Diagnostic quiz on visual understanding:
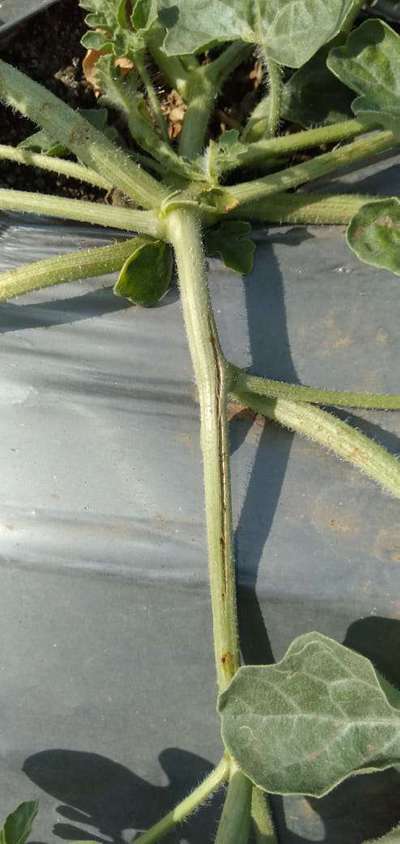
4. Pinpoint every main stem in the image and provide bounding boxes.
[167,208,240,691]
